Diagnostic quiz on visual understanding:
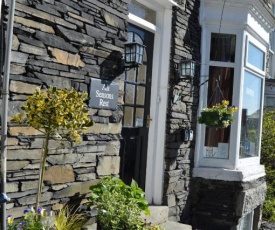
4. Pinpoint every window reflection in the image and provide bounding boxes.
[240,71,262,158]
[247,42,265,71]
